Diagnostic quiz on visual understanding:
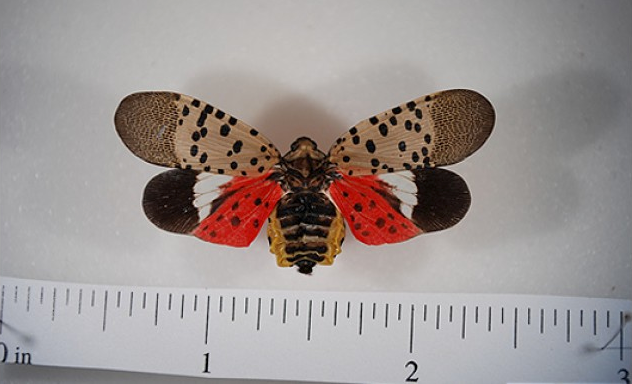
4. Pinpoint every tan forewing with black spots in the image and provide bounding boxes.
[115,92,281,176]
[328,89,495,176]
